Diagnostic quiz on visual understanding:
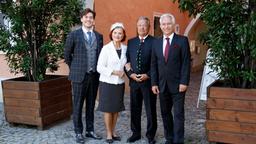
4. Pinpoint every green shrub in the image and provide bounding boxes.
[0,0,81,81]
[173,0,256,88]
